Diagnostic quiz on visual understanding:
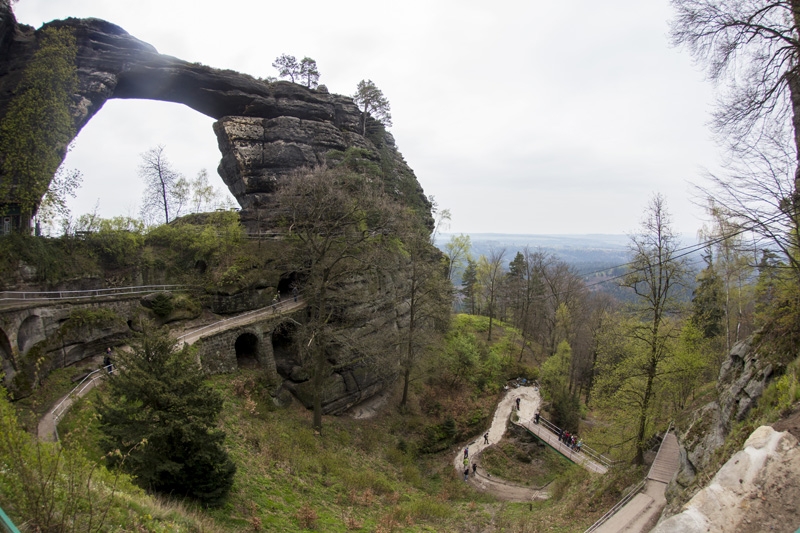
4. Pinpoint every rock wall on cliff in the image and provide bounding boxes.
[0,2,433,412]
